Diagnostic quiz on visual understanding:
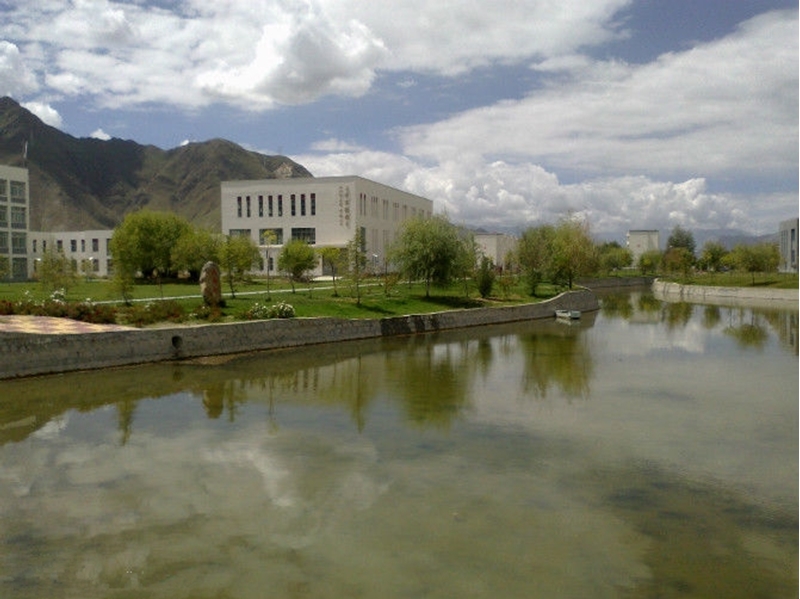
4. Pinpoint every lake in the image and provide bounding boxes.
[0,290,797,598]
